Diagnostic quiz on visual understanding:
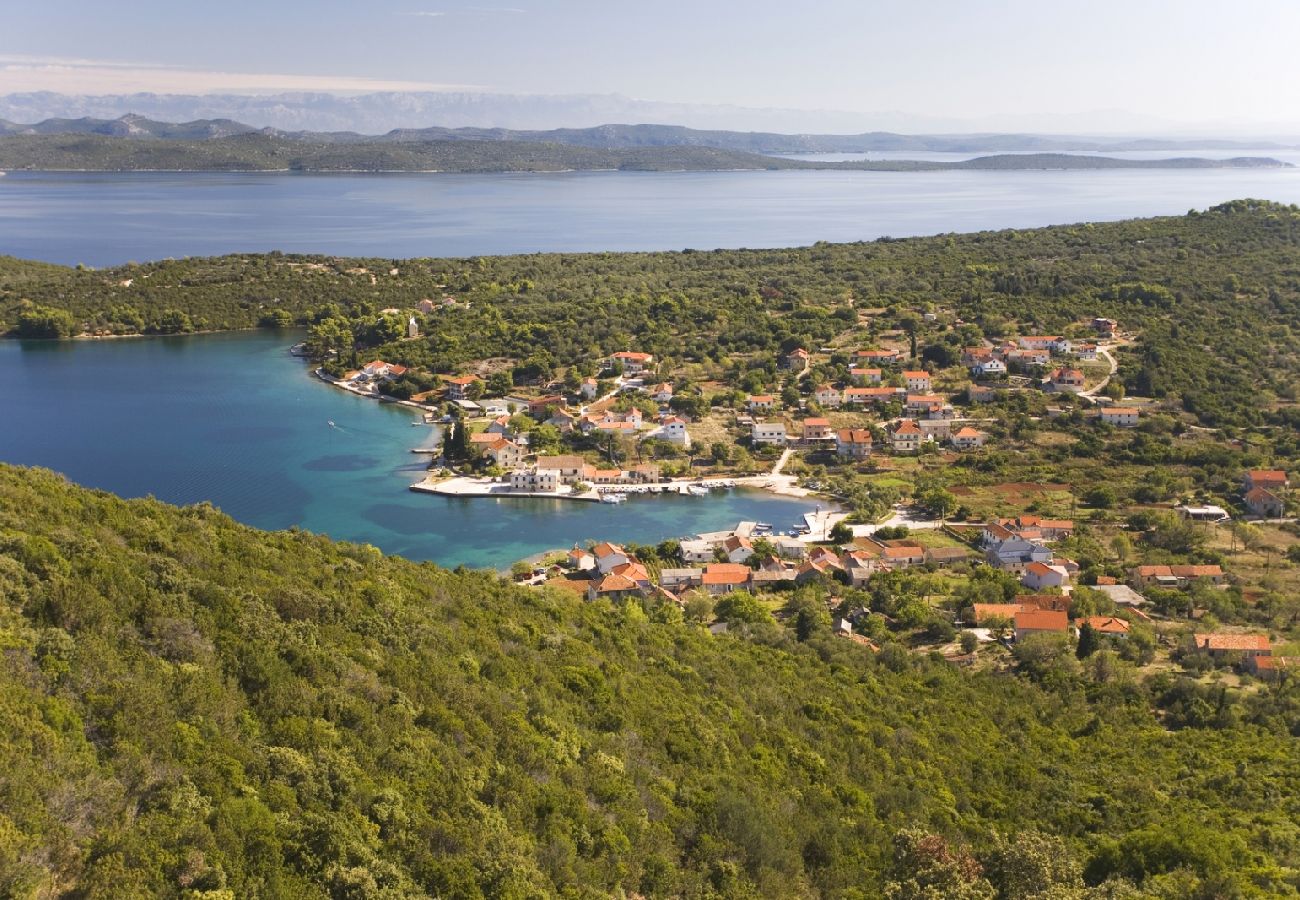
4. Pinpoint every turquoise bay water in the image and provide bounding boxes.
[0,330,812,568]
